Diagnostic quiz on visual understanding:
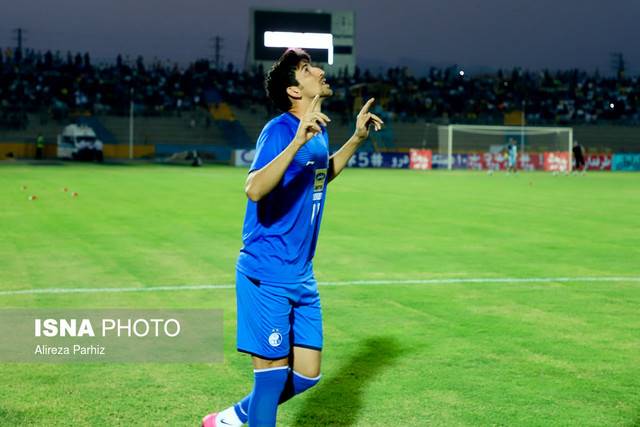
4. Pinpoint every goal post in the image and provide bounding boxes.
[440,124,573,171]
